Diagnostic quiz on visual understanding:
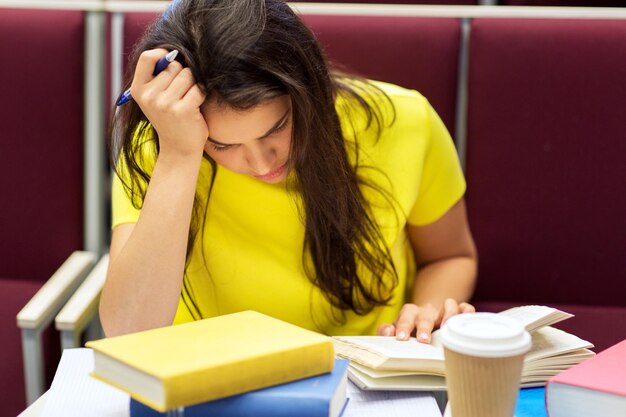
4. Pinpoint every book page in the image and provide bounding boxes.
[344,381,442,417]
[351,362,443,378]
[498,305,572,332]
[335,336,444,360]
[525,349,595,372]
[525,327,593,362]
[348,367,447,391]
